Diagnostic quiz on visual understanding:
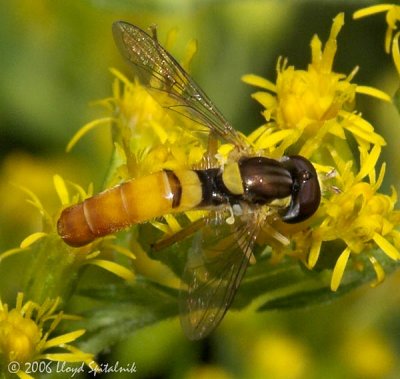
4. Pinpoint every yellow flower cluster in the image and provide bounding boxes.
[243,13,399,290]
[0,293,98,378]
[68,67,206,189]
[82,13,400,291]
[61,12,400,293]
[0,179,136,373]
[108,69,206,180]
[3,14,400,366]
[2,176,136,285]
[243,13,388,160]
